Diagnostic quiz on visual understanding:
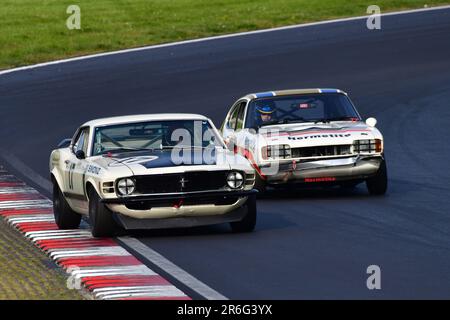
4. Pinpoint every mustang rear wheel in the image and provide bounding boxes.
[89,188,120,237]
[53,182,81,229]
[366,159,388,195]
[230,194,257,233]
